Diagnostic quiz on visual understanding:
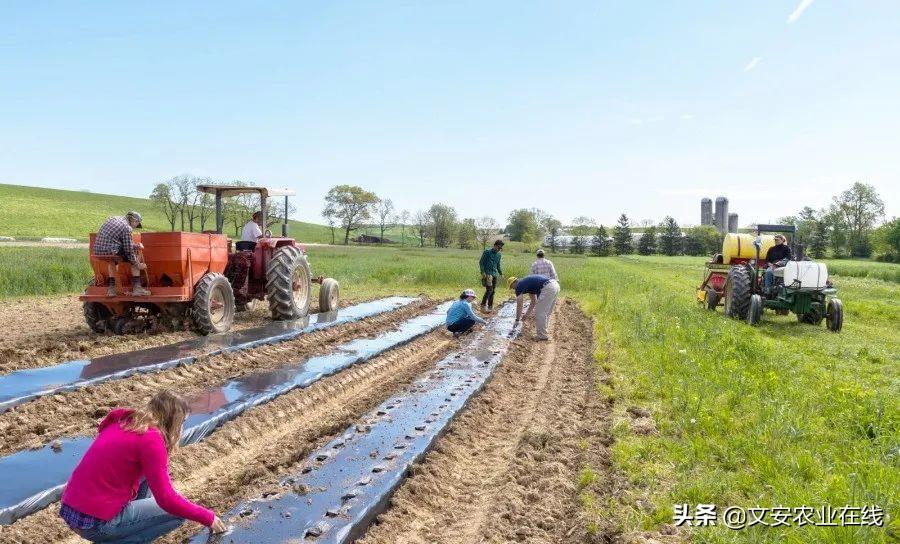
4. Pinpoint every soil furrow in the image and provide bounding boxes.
[358,299,610,544]
[0,299,434,456]
[0,297,330,374]
[0,328,456,544]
